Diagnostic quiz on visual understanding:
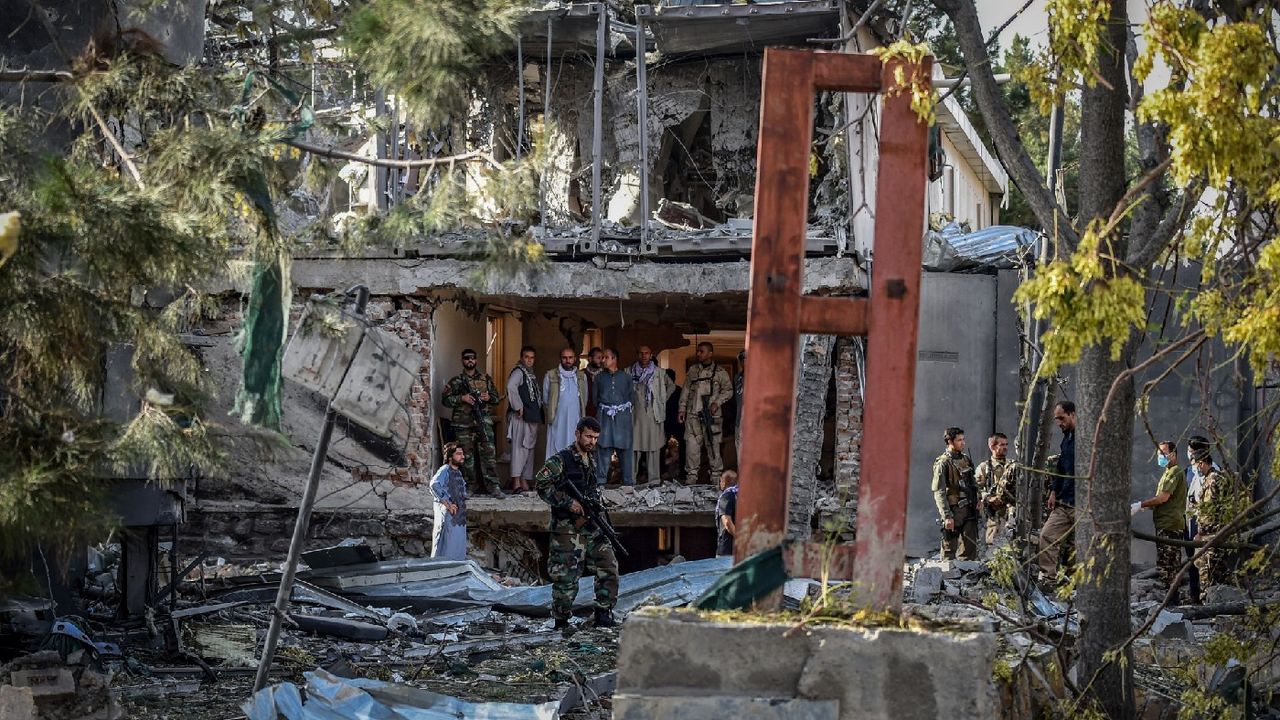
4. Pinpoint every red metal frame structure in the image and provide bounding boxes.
[735,48,931,611]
